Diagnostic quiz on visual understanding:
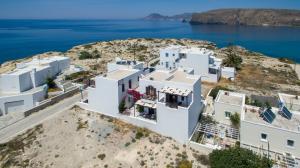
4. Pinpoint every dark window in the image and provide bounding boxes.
[129,80,132,89]
[287,140,294,147]
[261,133,267,140]
[138,77,139,81]
[122,84,125,92]
[173,54,175,56]
[165,53,169,57]
[181,96,184,101]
